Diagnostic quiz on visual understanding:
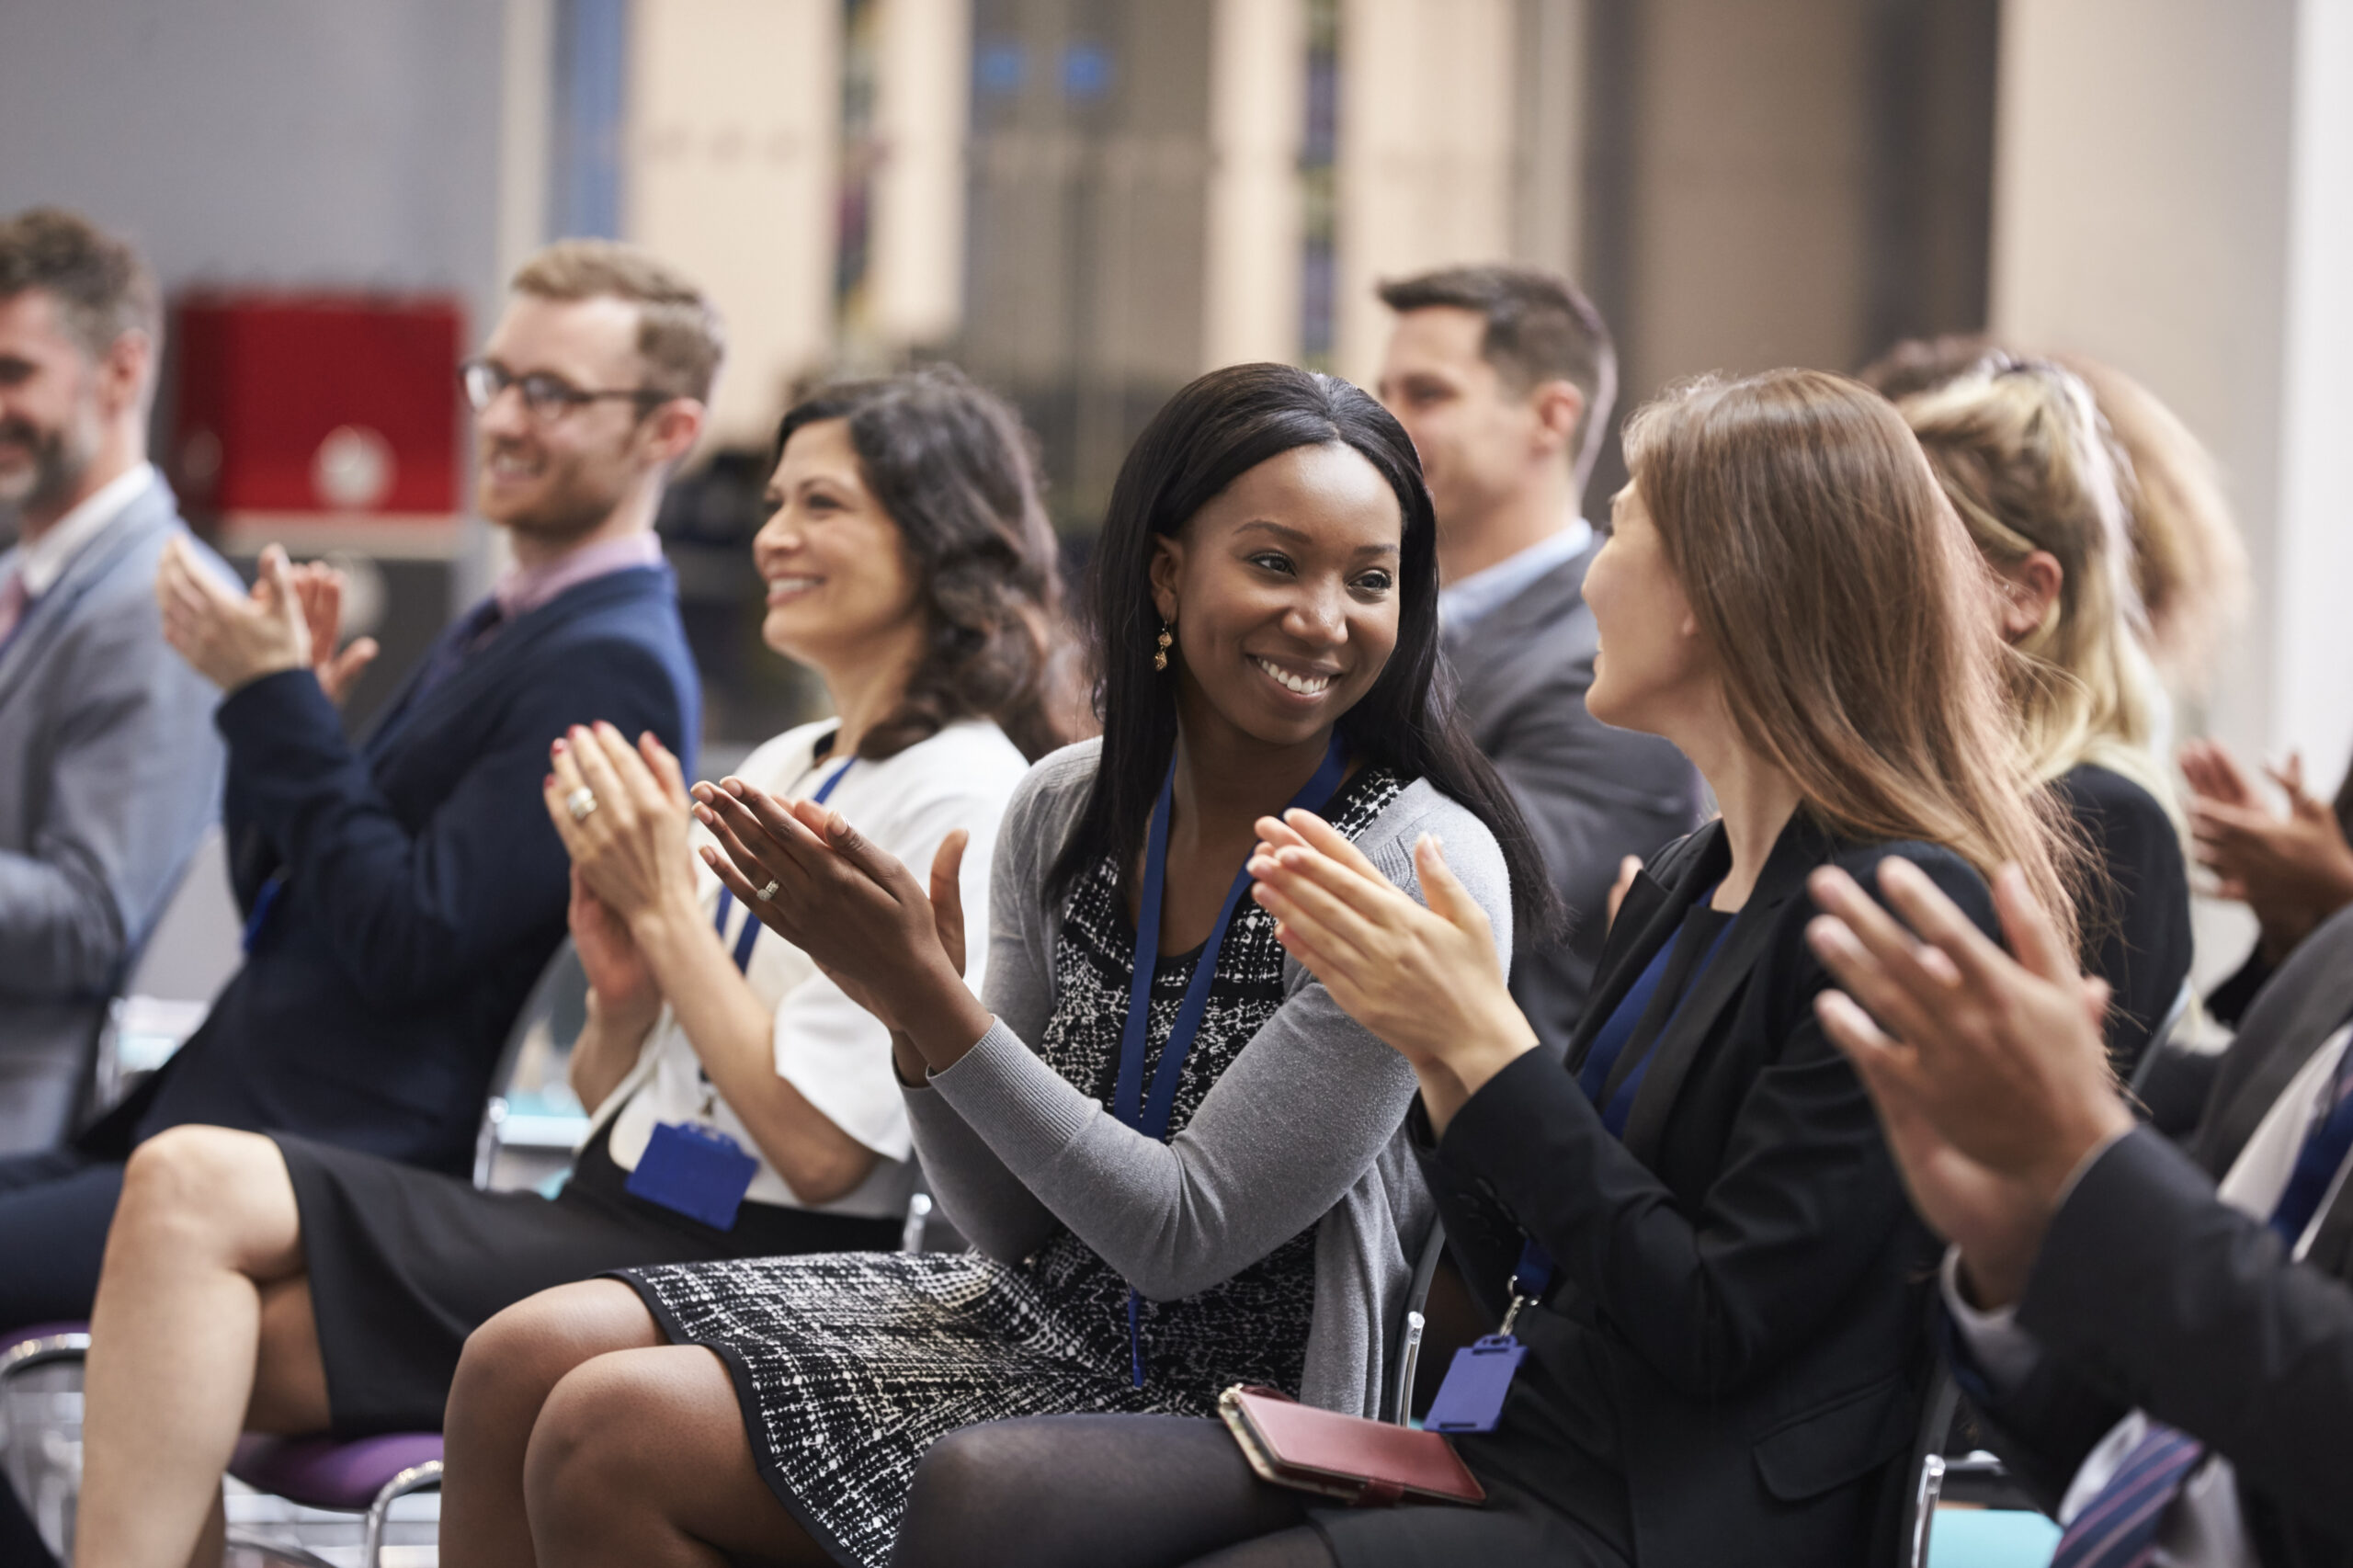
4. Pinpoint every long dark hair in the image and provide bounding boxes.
[774,366,1079,763]
[1046,361,1556,940]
